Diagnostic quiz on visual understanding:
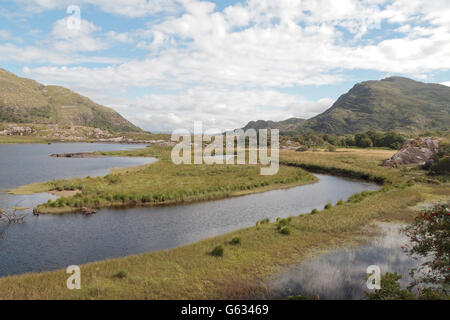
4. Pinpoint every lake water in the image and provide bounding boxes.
[0,143,379,277]
[267,223,421,300]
